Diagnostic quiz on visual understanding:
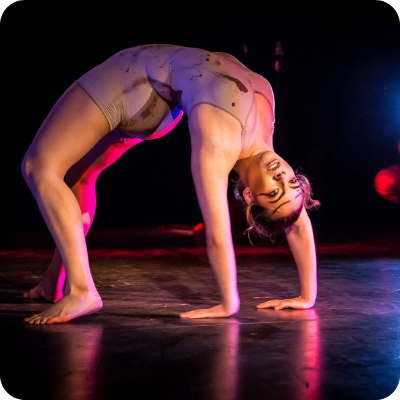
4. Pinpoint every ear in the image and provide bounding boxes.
[242,187,254,205]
